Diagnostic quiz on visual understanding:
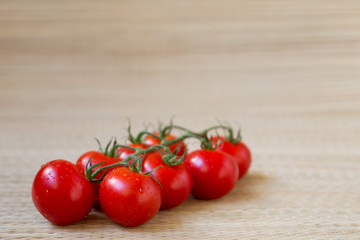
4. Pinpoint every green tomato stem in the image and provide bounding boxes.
[87,122,241,182]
